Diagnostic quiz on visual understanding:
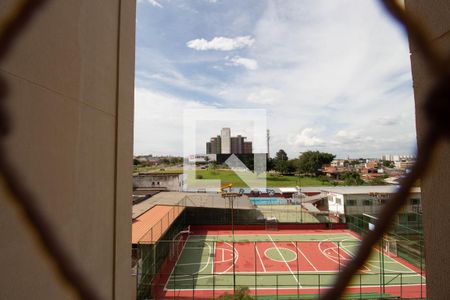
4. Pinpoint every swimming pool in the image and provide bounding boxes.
[249,197,288,205]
